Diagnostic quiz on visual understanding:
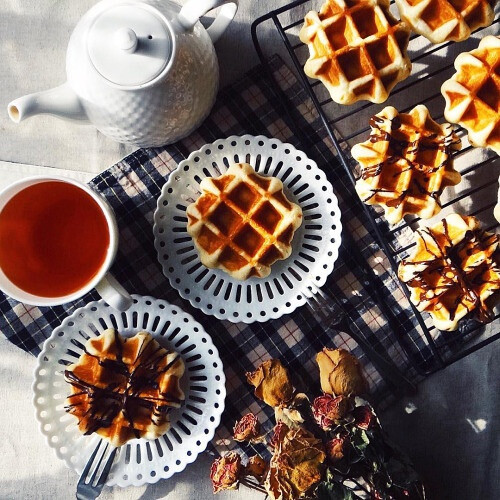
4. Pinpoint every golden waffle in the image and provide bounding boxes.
[495,175,500,223]
[299,0,412,105]
[395,0,494,43]
[186,163,303,280]
[352,105,461,225]
[65,329,185,447]
[441,35,500,154]
[398,214,500,331]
